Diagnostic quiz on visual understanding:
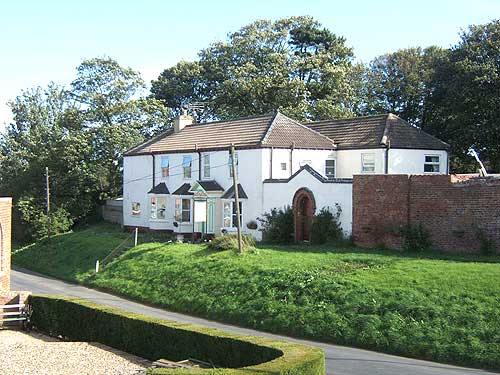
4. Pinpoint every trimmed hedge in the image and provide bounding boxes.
[28,295,325,375]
